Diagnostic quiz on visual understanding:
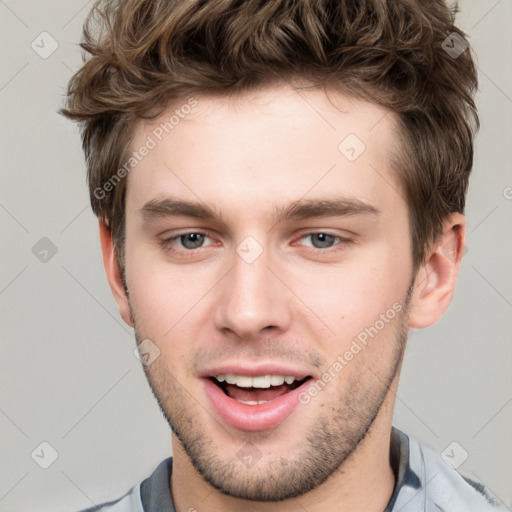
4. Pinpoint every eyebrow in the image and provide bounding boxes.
[278,197,380,221]
[141,197,221,222]
[140,196,380,223]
